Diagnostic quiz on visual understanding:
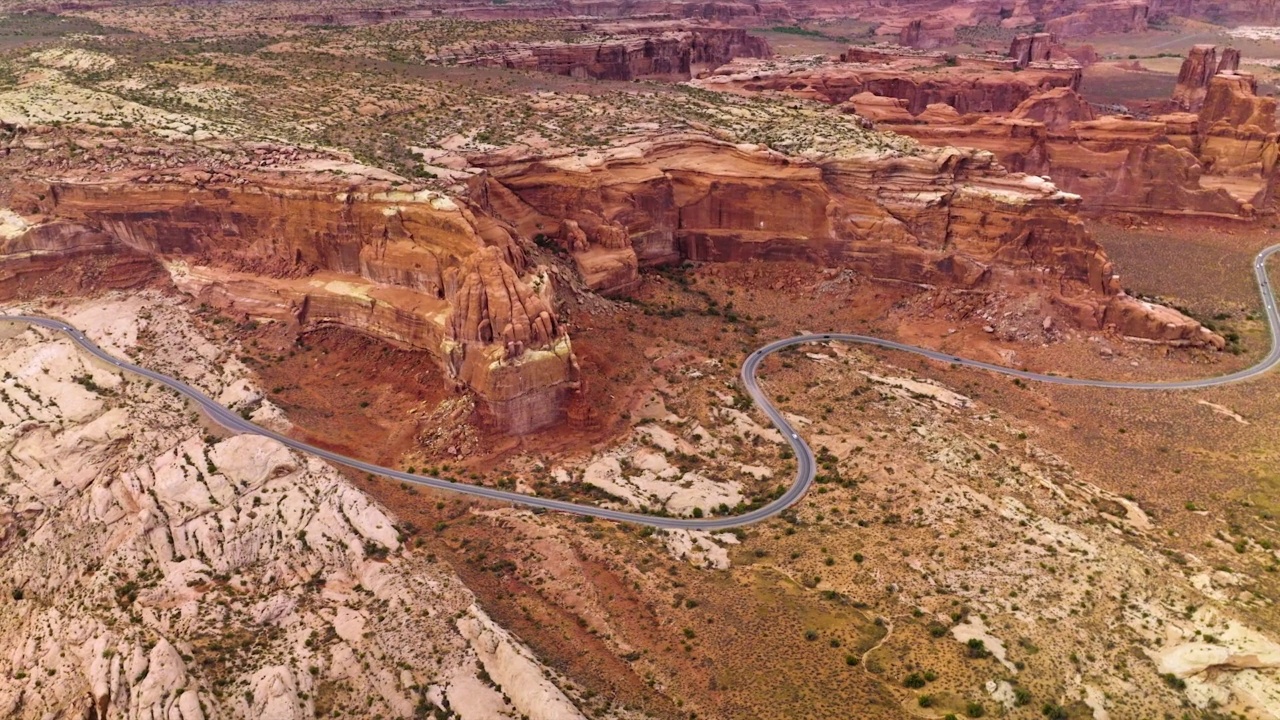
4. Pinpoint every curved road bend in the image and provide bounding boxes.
[5,244,1279,531]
